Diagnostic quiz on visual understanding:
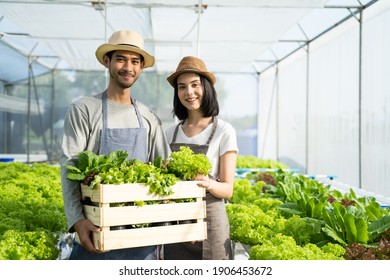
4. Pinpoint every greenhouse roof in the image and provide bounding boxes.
[0,0,376,84]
